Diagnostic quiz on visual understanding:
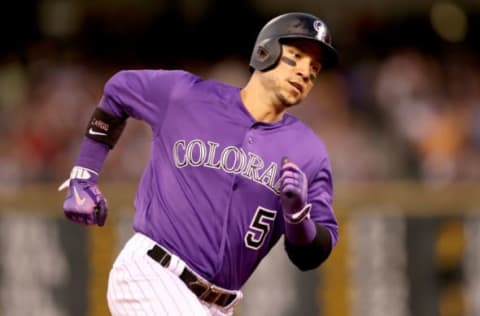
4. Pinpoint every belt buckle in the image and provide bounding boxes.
[205,284,224,304]
[192,280,223,305]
